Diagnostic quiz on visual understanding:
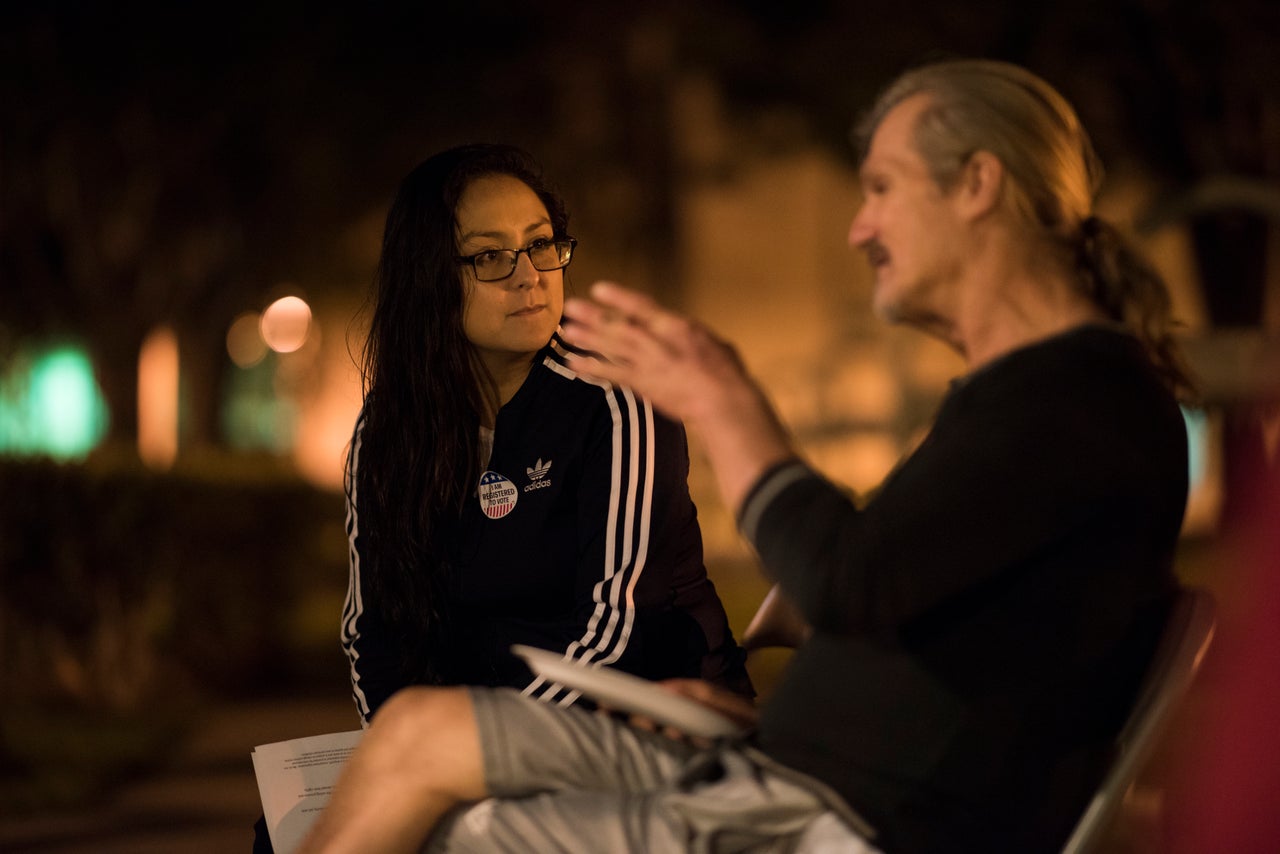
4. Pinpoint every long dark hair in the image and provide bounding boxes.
[352,144,569,685]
